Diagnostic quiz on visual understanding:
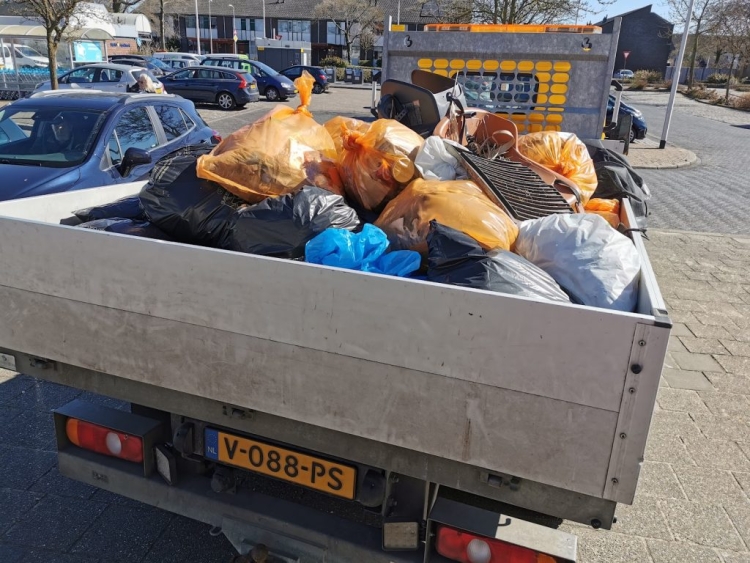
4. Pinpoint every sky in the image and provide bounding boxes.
[585,0,673,24]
